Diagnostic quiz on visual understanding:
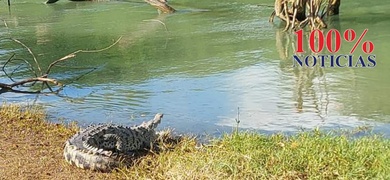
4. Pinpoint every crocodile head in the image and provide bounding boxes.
[151,113,163,128]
